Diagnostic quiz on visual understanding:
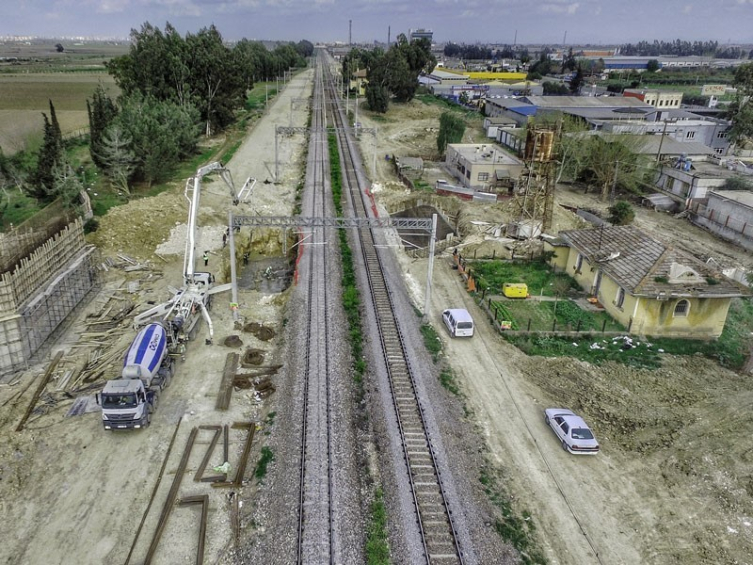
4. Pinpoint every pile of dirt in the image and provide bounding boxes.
[242,322,276,341]
[89,189,186,260]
